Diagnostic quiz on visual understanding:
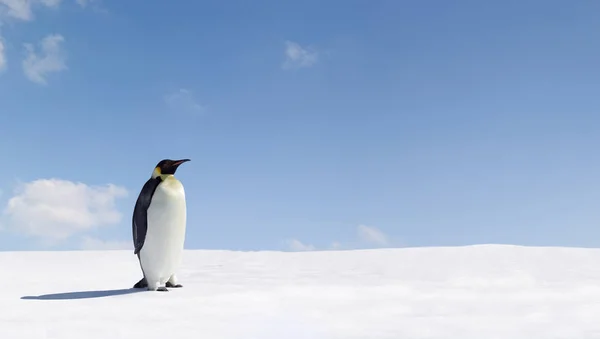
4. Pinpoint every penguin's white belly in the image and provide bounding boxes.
[140,177,187,286]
